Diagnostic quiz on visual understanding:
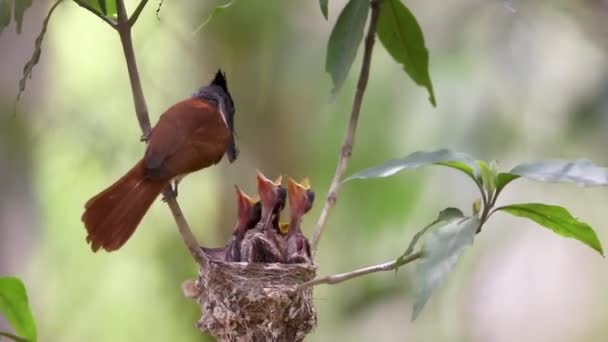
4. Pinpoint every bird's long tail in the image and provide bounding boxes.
[82,160,167,252]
